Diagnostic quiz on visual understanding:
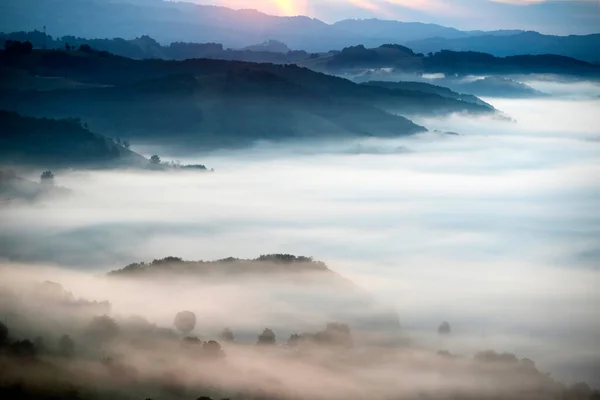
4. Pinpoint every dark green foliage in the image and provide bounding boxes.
[257,328,276,345]
[149,155,161,164]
